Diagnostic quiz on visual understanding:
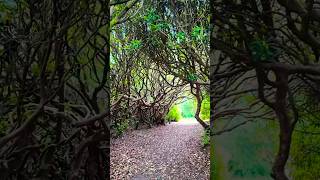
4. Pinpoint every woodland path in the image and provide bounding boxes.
[110,118,210,180]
